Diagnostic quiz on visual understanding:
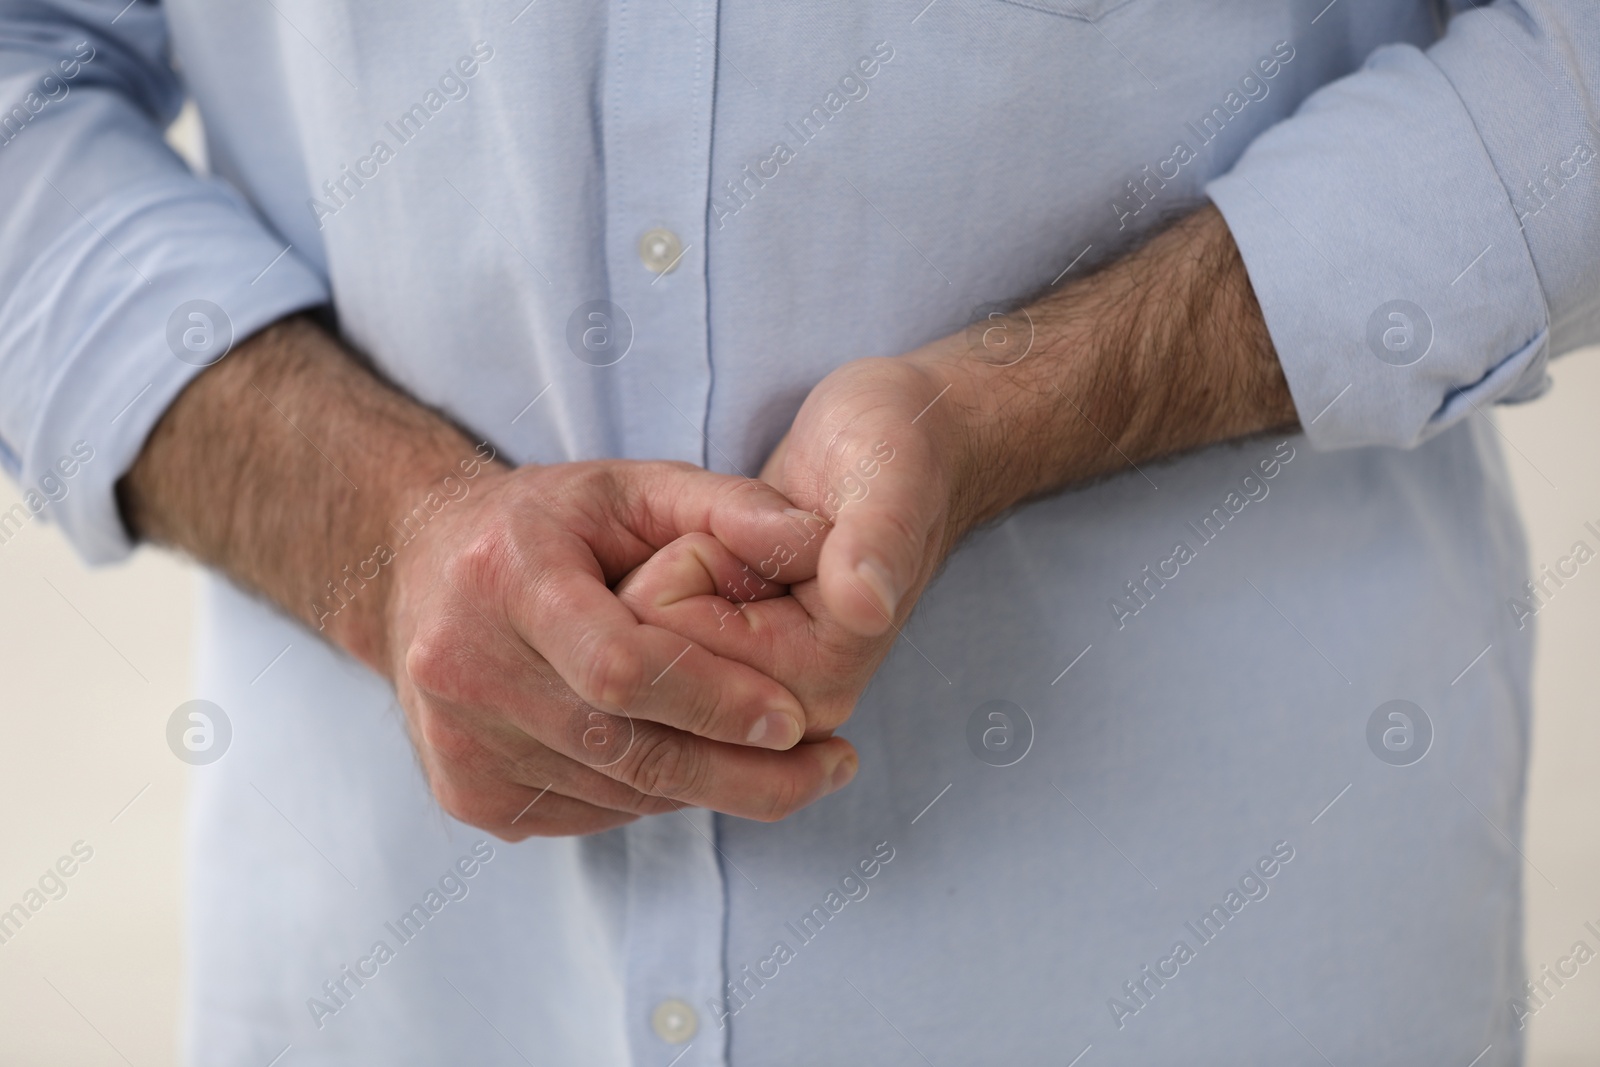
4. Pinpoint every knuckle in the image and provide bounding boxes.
[671,677,724,738]
[751,772,805,823]
[580,639,646,710]
[455,523,518,595]
[615,557,680,620]
[464,509,516,559]
[405,626,470,702]
[626,733,709,802]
